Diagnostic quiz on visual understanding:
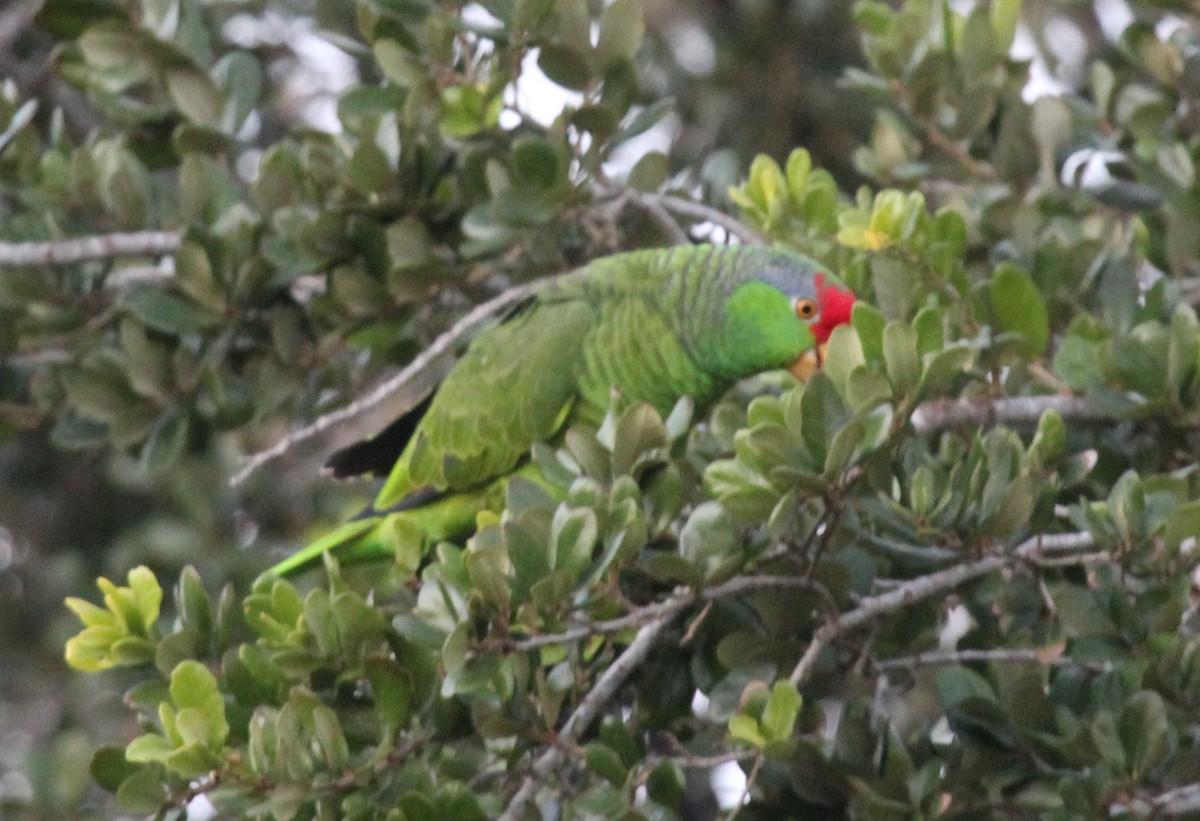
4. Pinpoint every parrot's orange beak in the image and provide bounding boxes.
[789,343,827,383]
